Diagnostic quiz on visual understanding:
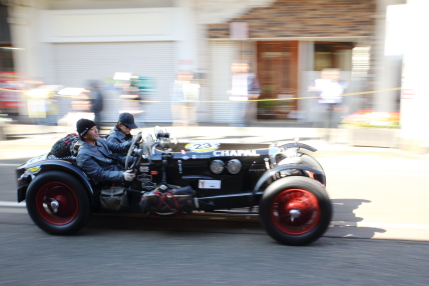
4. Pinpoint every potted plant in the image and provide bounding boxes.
[340,110,400,148]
